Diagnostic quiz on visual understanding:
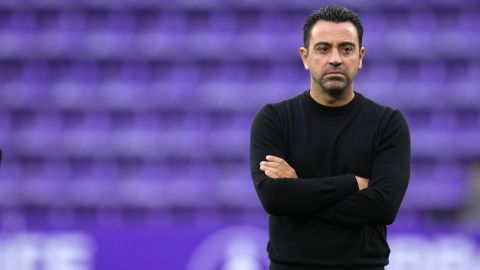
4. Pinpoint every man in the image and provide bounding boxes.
[250,5,410,270]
